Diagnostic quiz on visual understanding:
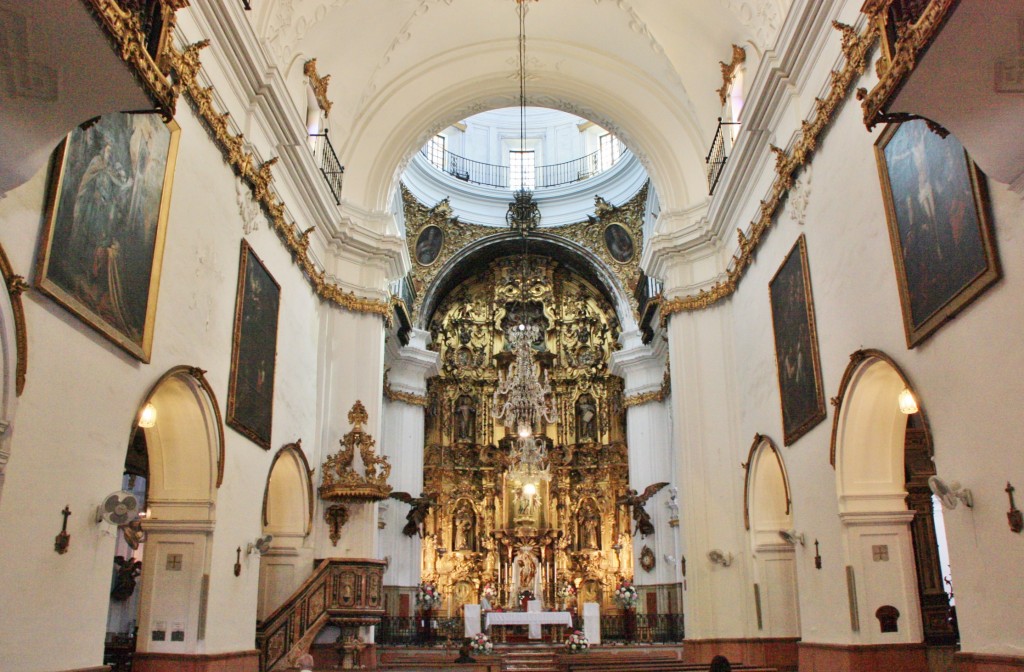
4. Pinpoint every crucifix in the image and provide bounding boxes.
[54,506,71,555]
[1006,482,1022,534]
